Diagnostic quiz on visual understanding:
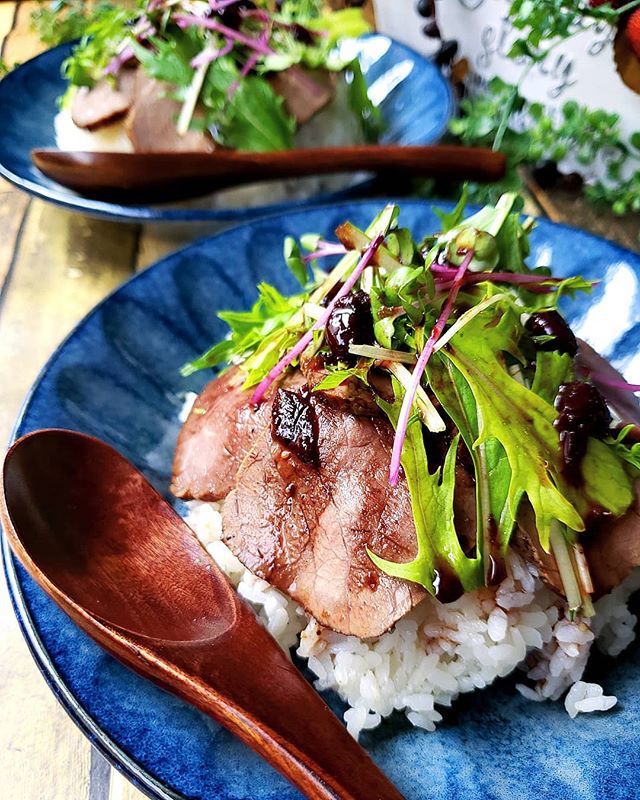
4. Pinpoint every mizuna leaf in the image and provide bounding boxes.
[368,379,483,594]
